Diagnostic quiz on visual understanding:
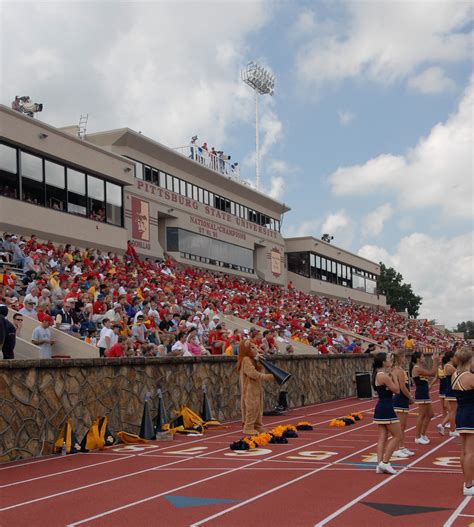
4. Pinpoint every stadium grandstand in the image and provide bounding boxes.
[0,102,466,361]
